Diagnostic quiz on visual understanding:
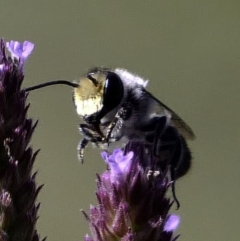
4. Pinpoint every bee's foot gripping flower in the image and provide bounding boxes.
[0,39,43,241]
[83,144,180,241]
